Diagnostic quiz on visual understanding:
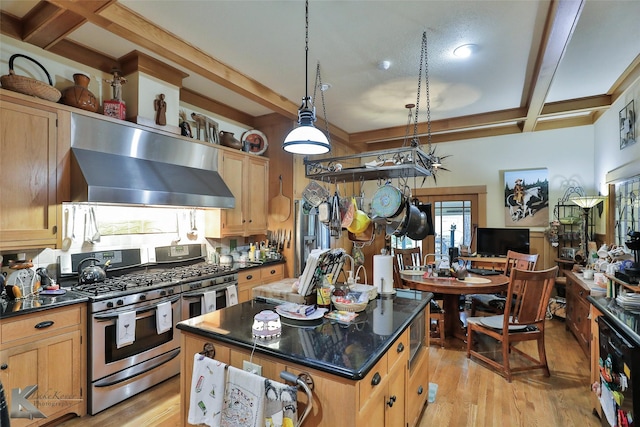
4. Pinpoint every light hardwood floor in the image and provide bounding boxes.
[56,318,600,427]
